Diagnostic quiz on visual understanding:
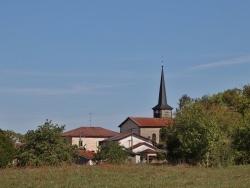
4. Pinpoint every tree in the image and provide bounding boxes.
[94,141,128,163]
[17,120,74,167]
[242,84,250,99]
[4,130,24,143]
[167,95,242,166]
[163,85,250,166]
[233,120,250,164]
[0,129,16,168]
[177,94,193,111]
[178,104,235,166]
[160,125,180,163]
[174,103,211,165]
